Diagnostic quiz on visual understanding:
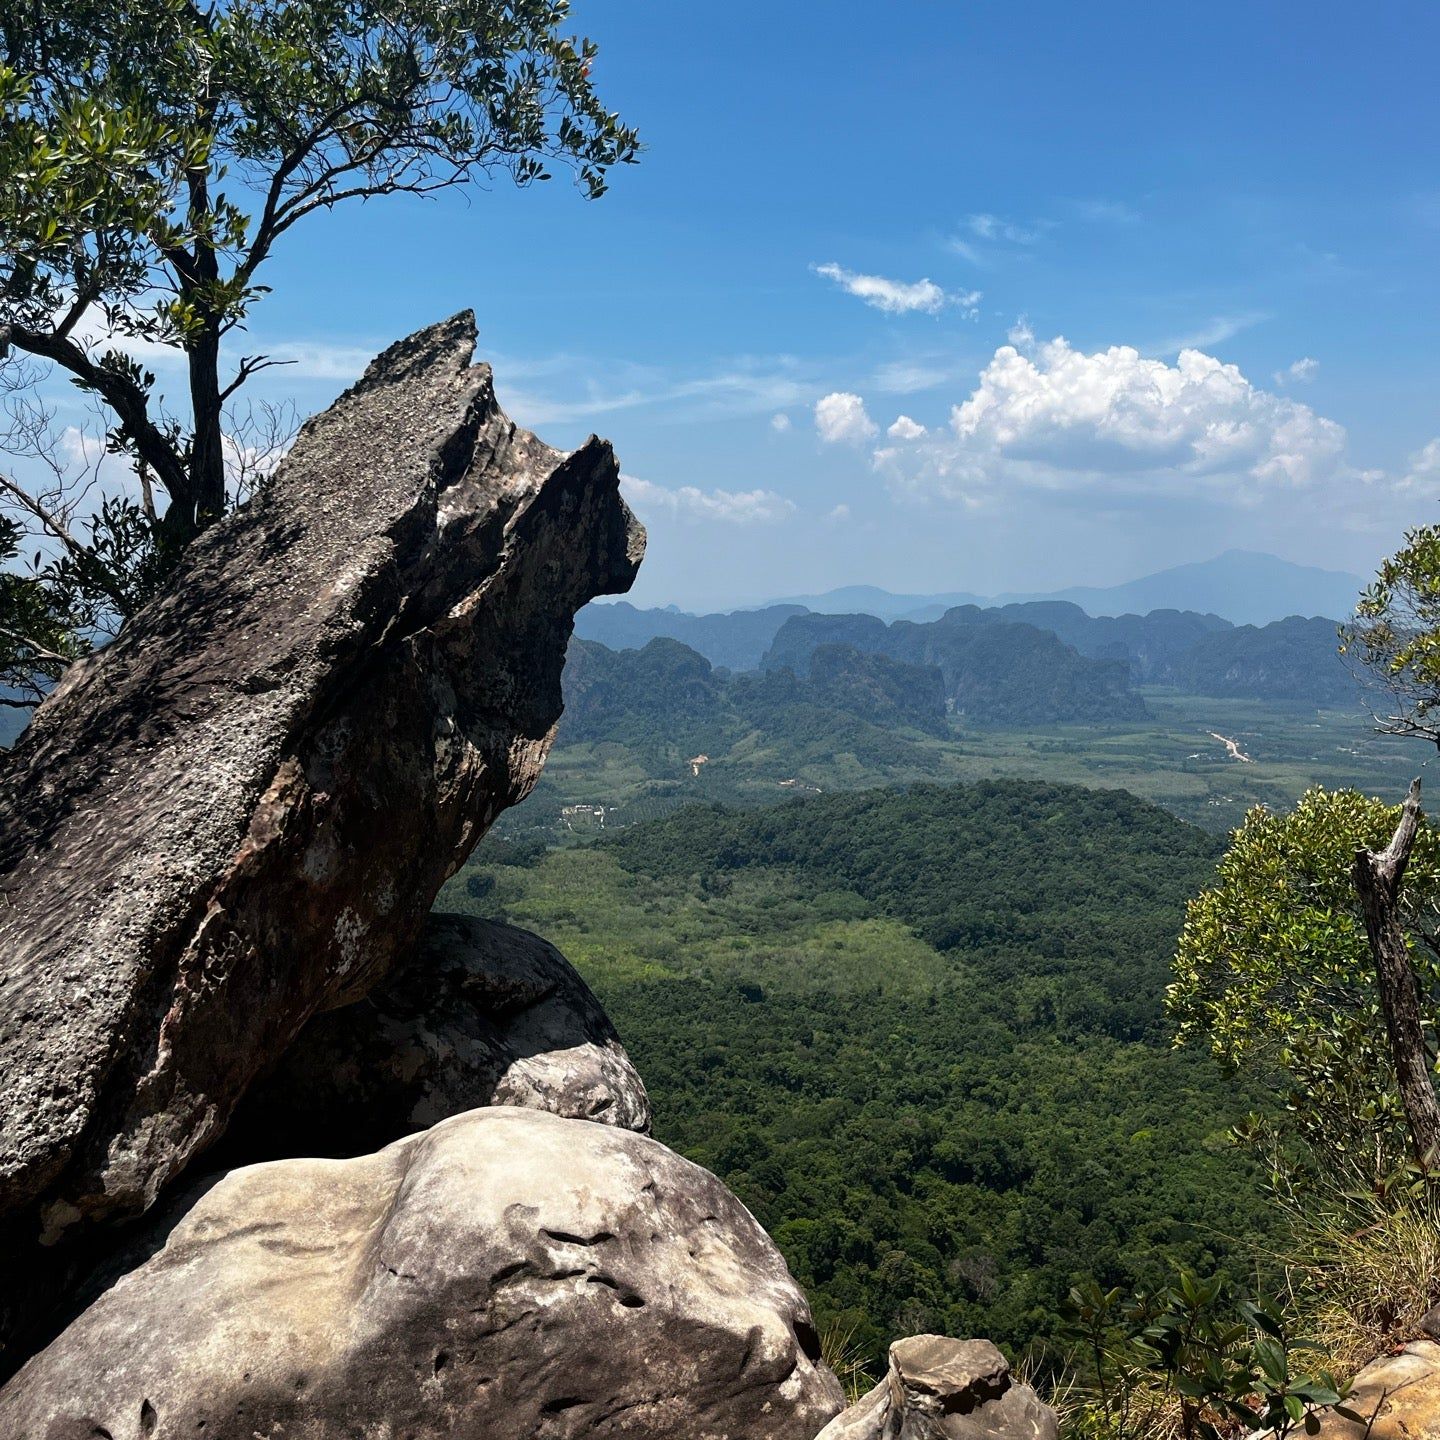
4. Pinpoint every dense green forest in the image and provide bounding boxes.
[442,780,1277,1364]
